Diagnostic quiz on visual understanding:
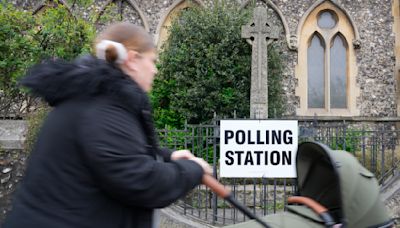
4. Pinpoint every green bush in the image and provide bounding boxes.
[0,2,94,117]
[330,129,362,154]
[0,4,38,104]
[151,1,284,128]
[267,45,285,118]
[0,1,95,149]
[157,125,216,164]
[33,3,94,60]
